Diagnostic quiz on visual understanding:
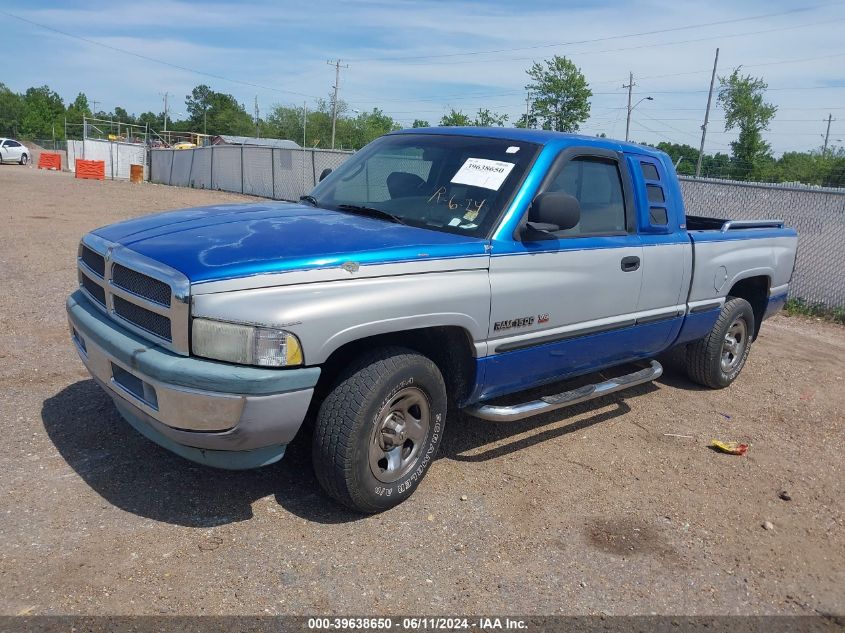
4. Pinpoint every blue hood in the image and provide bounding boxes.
[93,202,488,283]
